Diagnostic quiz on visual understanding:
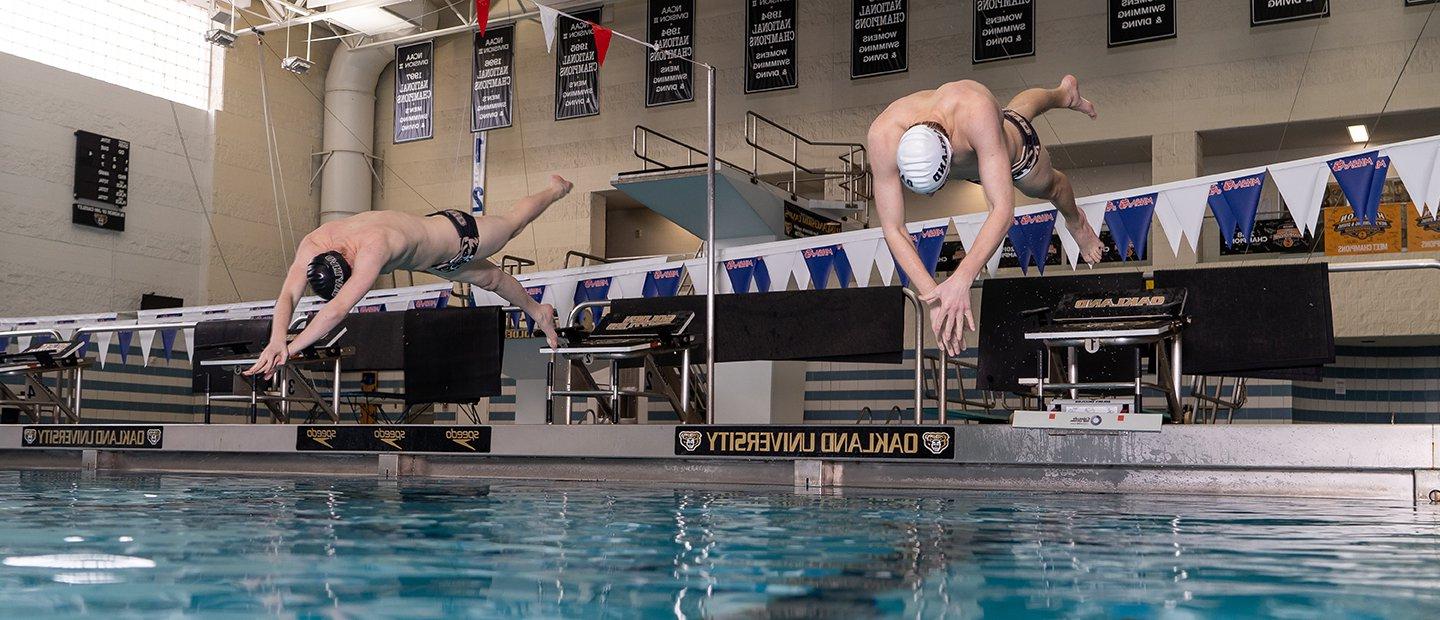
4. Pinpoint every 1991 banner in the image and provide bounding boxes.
[647,0,694,107]
[394,40,434,143]
[555,9,602,120]
[471,25,514,132]
[745,0,798,93]
[852,0,907,79]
